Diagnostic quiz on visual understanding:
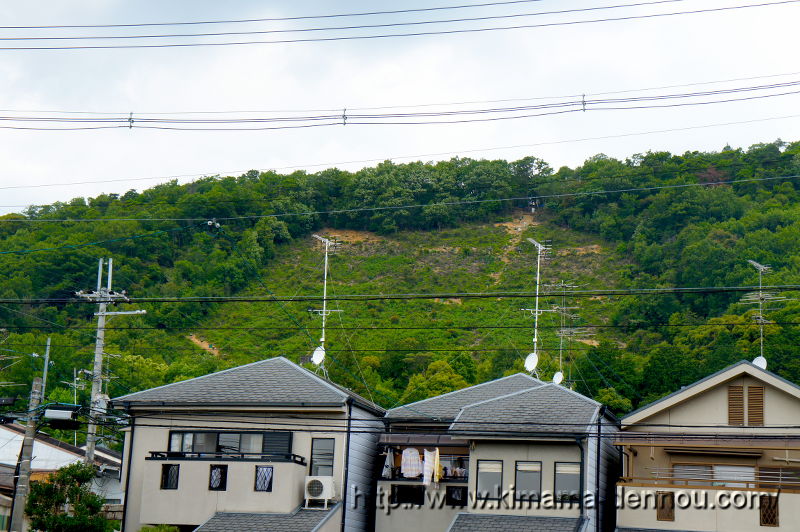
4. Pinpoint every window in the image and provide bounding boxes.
[476,460,503,500]
[168,431,288,456]
[263,431,293,455]
[446,486,468,507]
[760,494,779,527]
[672,464,712,486]
[555,462,581,503]
[160,464,179,490]
[656,491,675,521]
[515,461,541,501]
[748,386,765,426]
[391,484,425,505]
[713,465,755,488]
[255,466,274,492]
[208,465,227,491]
[310,438,335,476]
[729,385,744,425]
